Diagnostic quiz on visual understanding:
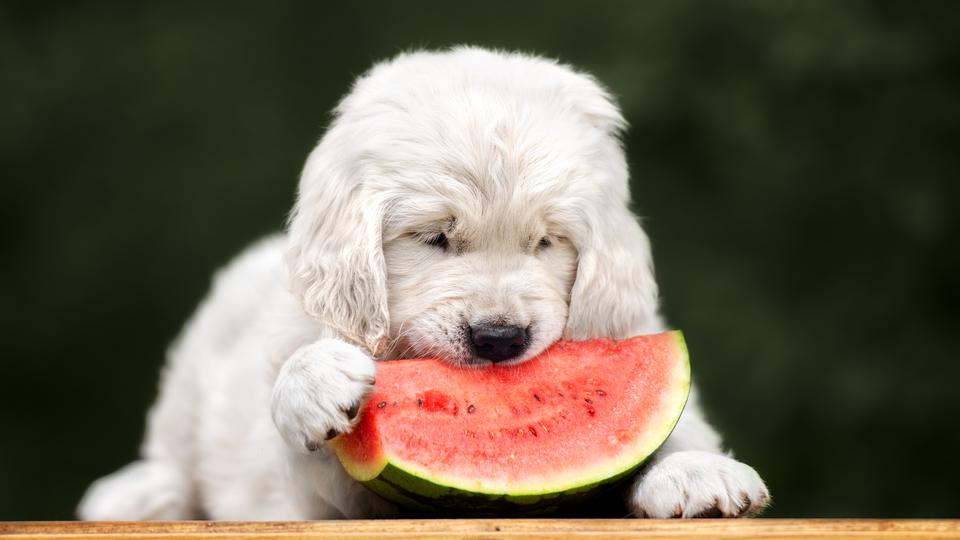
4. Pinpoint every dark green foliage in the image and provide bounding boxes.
[1,0,957,519]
